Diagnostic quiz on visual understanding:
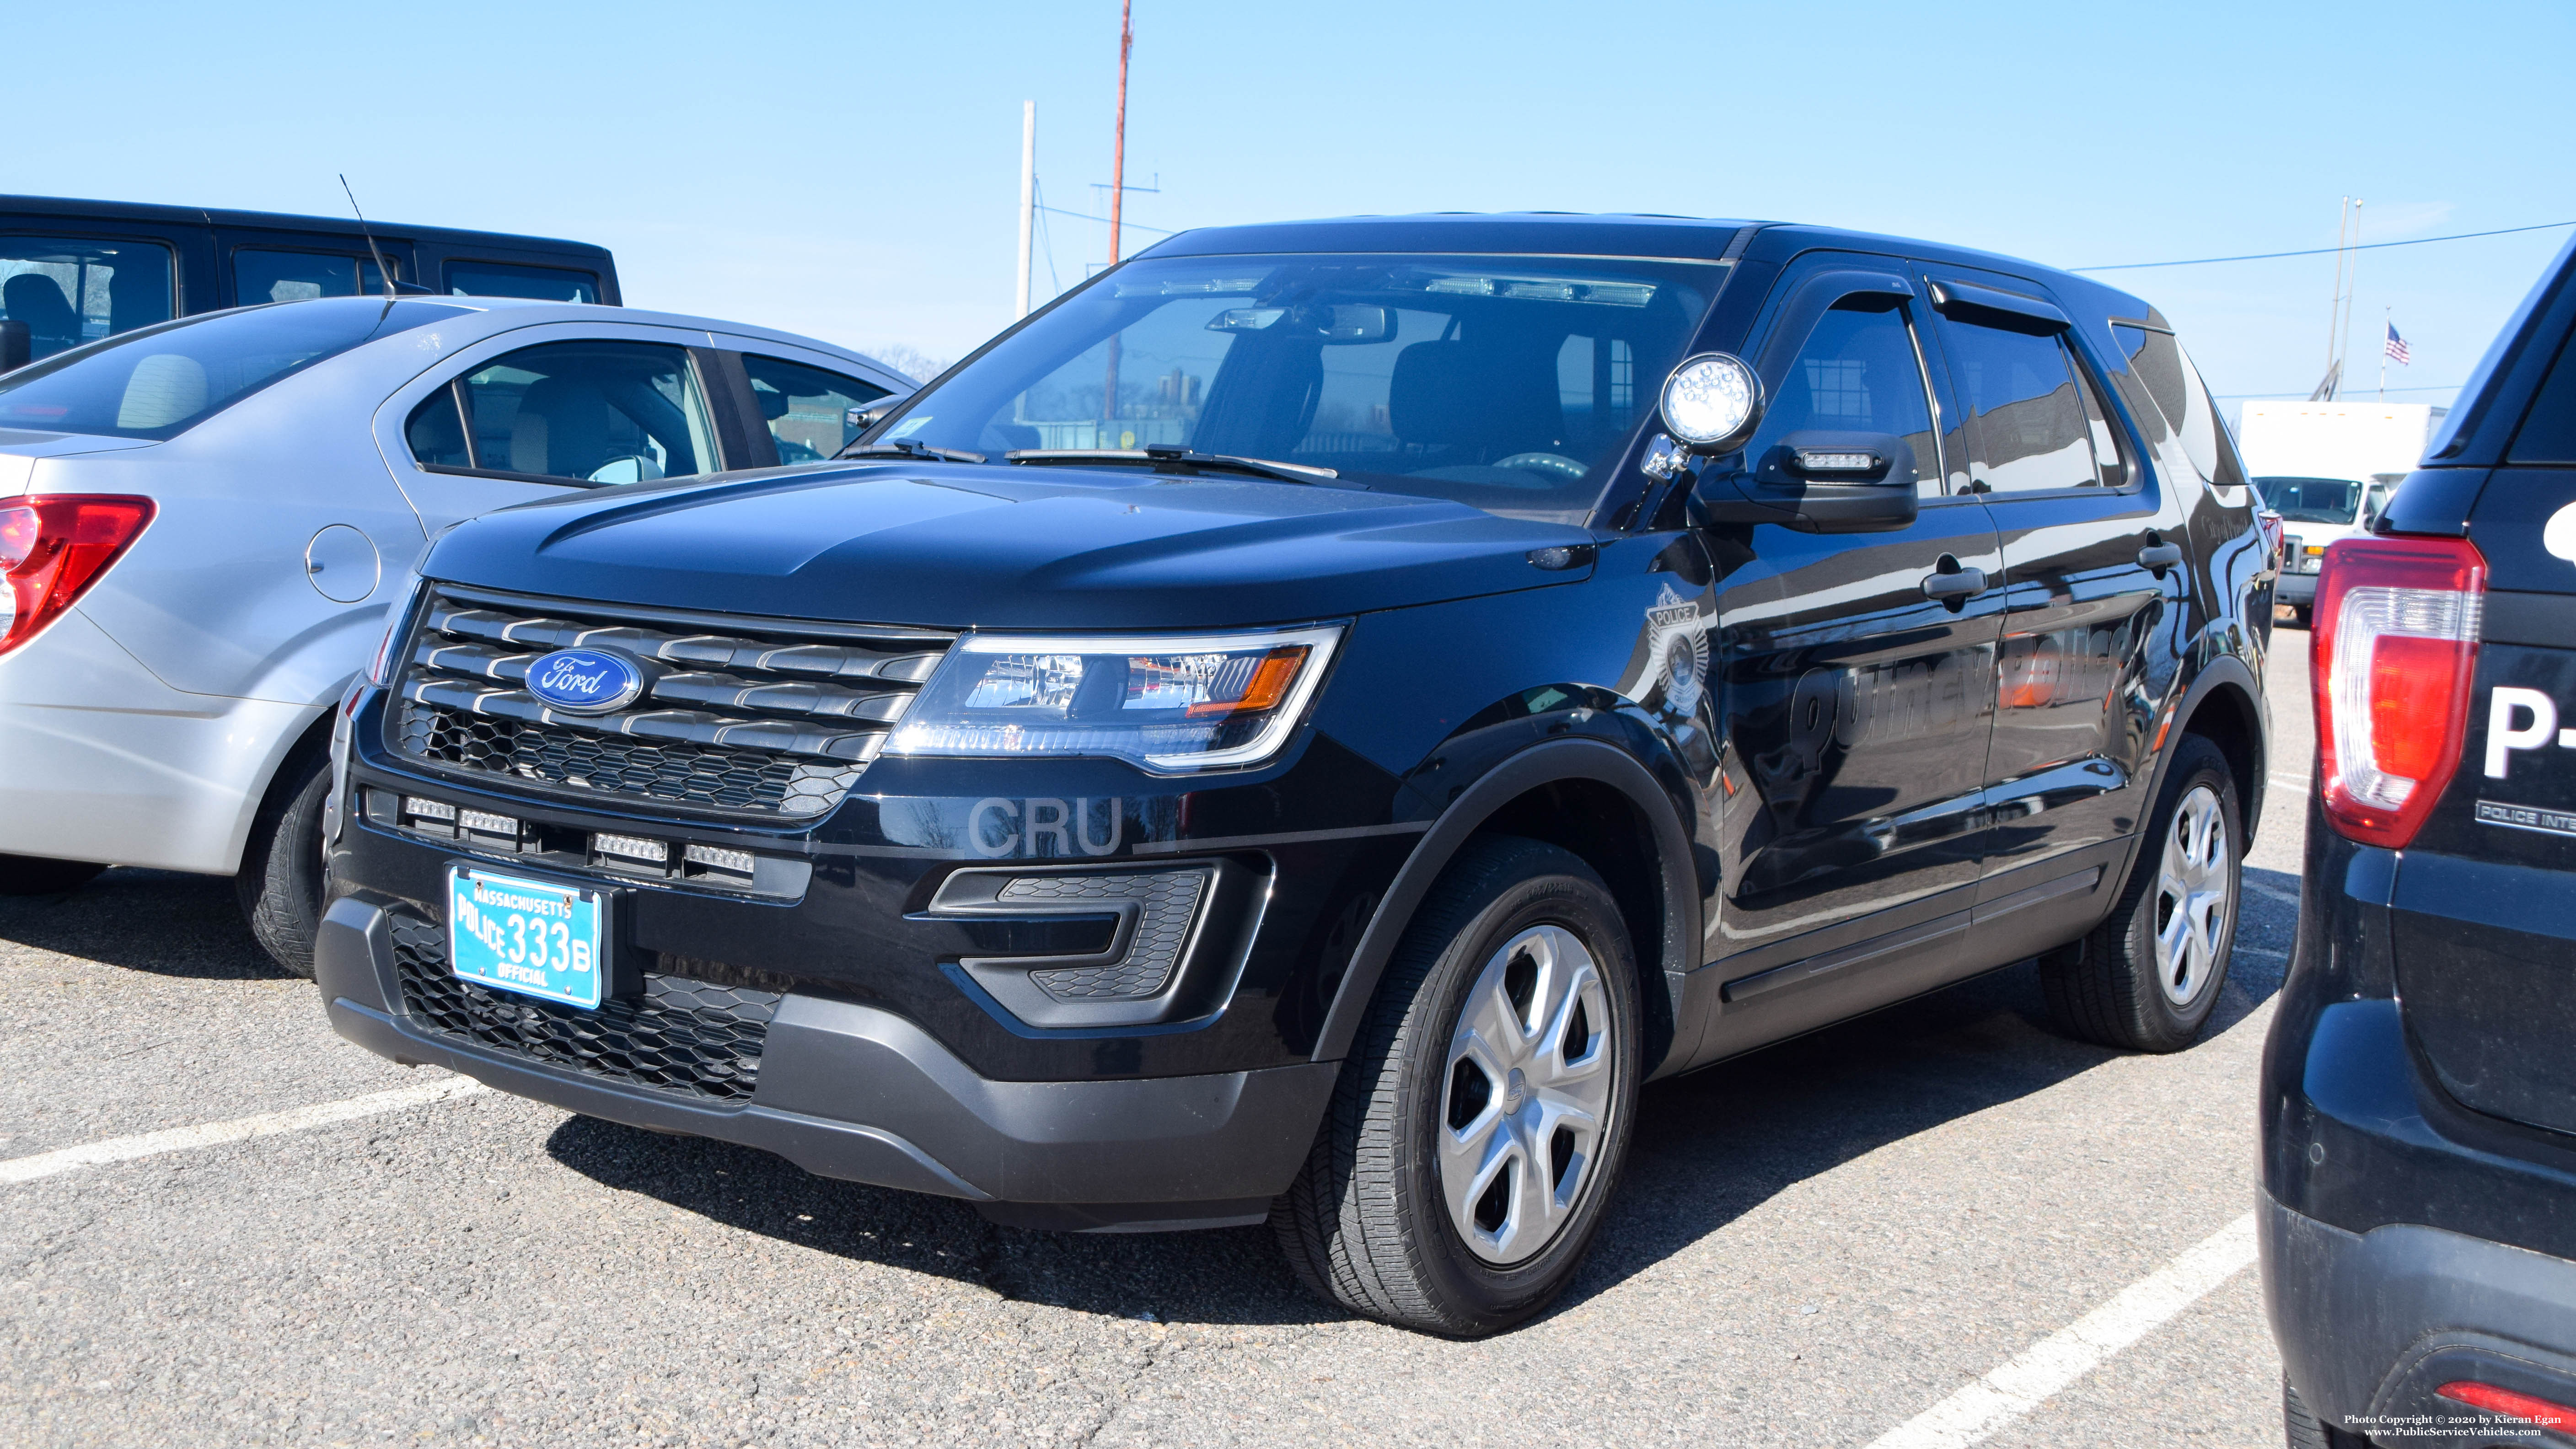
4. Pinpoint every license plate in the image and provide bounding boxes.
[445,866,608,1009]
